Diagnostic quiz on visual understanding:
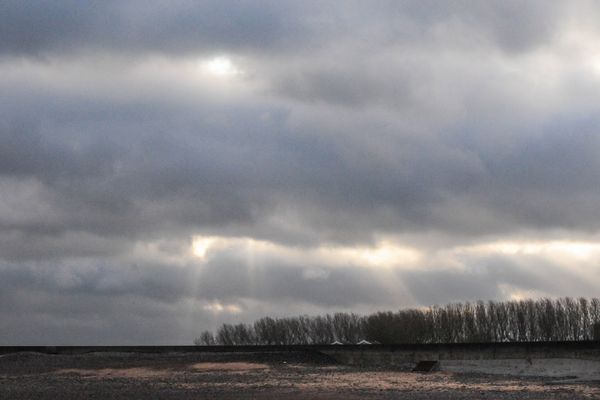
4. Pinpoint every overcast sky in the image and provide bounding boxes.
[2,1,600,345]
